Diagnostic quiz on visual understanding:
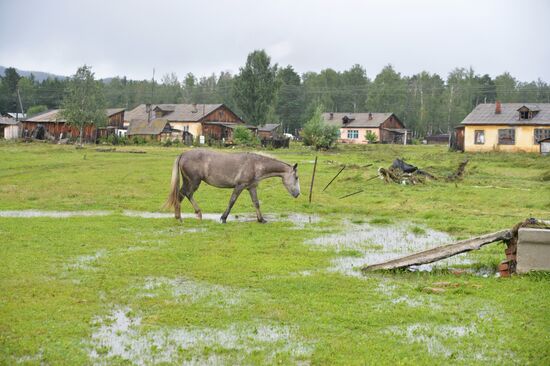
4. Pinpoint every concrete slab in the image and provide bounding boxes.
[516,228,550,273]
